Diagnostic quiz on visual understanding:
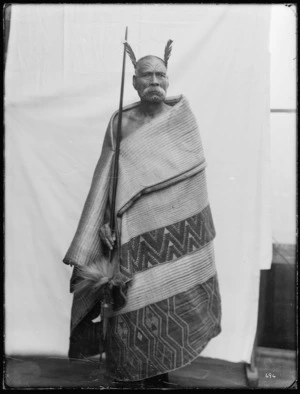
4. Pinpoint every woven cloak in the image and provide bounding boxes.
[63,95,221,380]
